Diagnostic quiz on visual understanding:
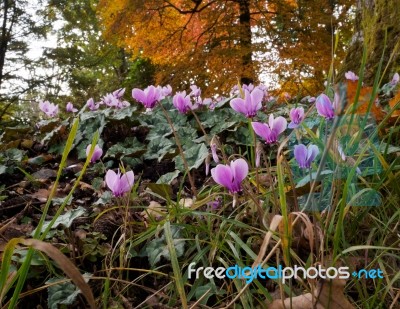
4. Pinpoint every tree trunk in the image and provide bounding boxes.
[337,0,400,84]
[0,0,10,88]
[238,0,255,85]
